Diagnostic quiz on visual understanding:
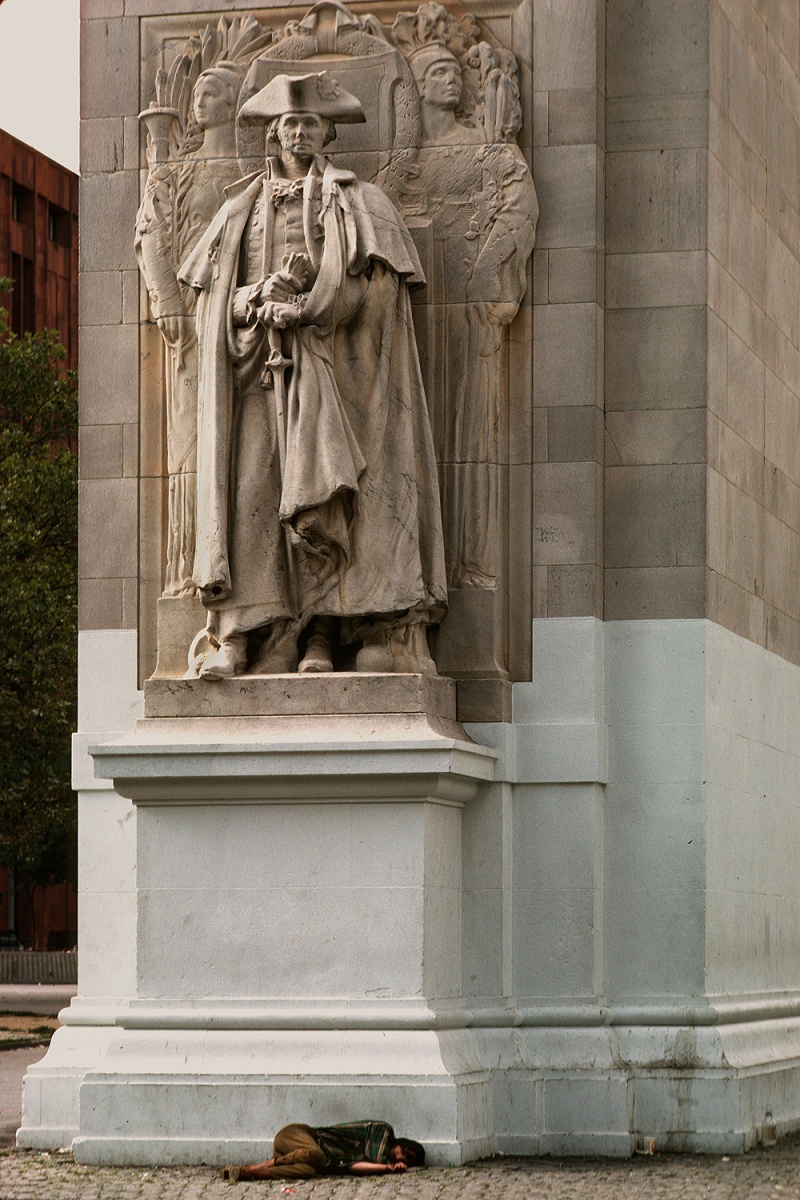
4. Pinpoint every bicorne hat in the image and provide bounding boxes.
[239,71,366,124]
